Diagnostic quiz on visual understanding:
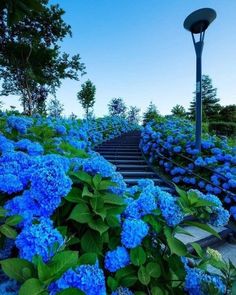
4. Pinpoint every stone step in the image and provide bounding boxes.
[96,147,141,152]
[121,171,156,178]
[176,225,233,251]
[109,159,147,165]
[98,151,142,156]
[103,155,143,160]
[116,165,150,171]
